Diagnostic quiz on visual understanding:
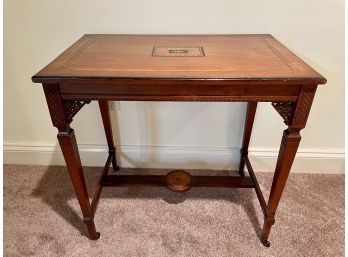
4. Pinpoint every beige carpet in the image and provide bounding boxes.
[4,165,344,257]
